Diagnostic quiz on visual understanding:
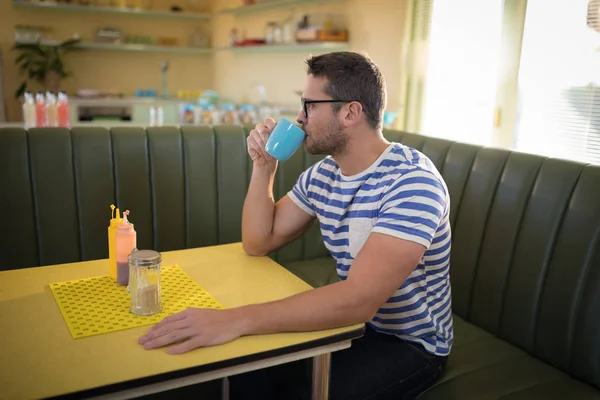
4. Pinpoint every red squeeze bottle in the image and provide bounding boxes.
[57,92,71,128]
[115,210,137,286]
[35,92,47,127]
